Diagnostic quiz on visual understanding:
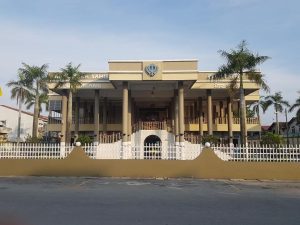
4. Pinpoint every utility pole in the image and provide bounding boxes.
[285,108,289,146]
